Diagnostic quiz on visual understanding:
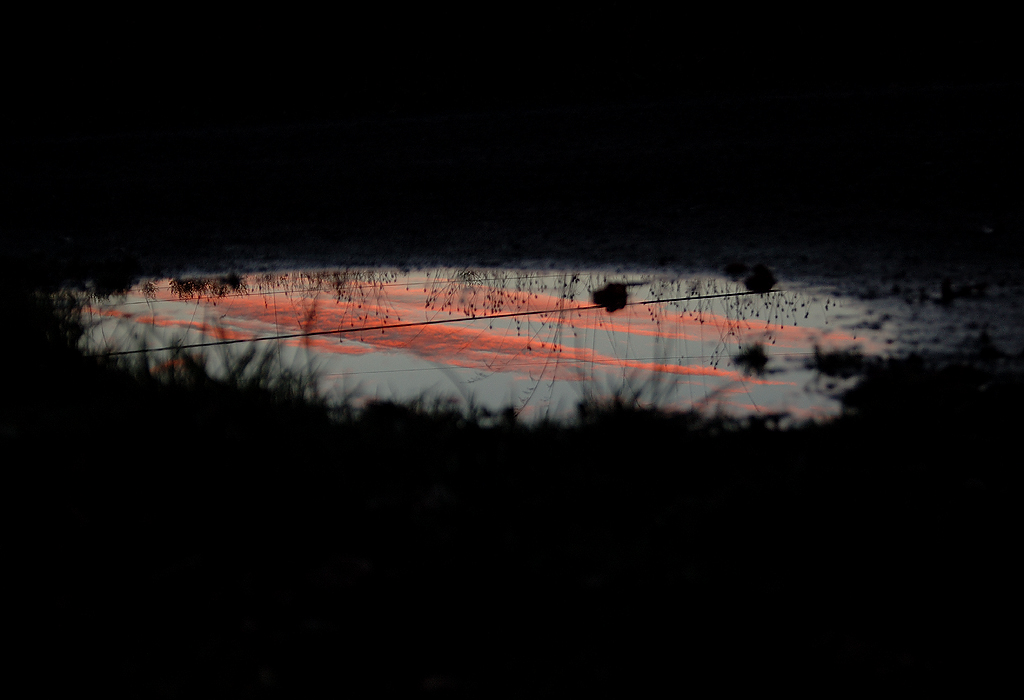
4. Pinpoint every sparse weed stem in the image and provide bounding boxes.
[575,388,683,430]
